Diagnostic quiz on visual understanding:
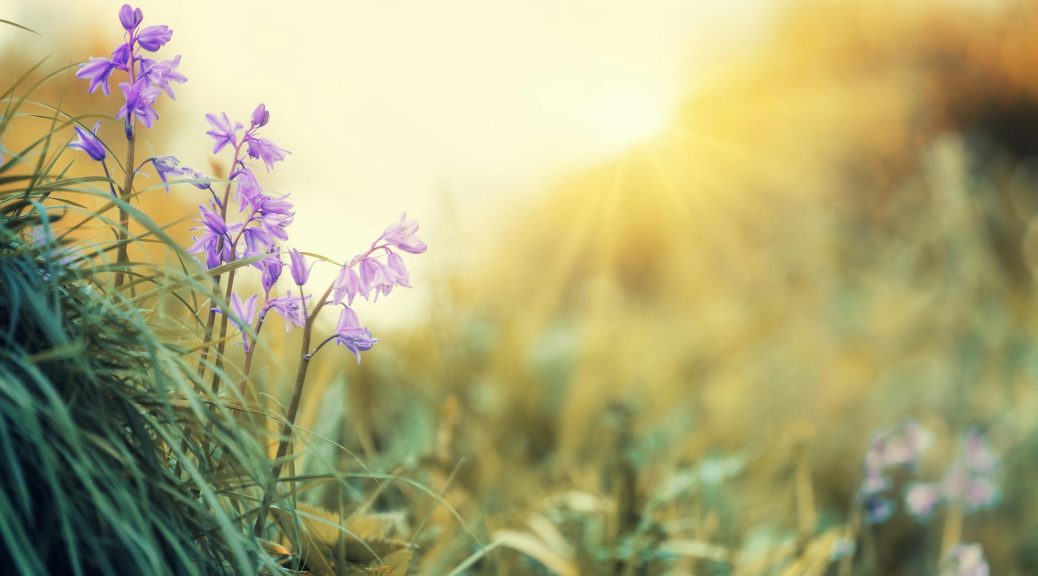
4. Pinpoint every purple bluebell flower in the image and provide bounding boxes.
[940,465,999,511]
[215,293,257,351]
[934,431,1000,512]
[335,306,378,363]
[117,79,161,136]
[859,419,935,524]
[385,250,411,288]
[111,43,132,70]
[188,204,231,269]
[940,544,989,576]
[863,497,894,525]
[245,135,289,171]
[119,4,143,32]
[257,196,294,240]
[962,477,999,510]
[865,419,933,470]
[259,253,283,294]
[236,225,276,259]
[206,112,242,154]
[942,467,996,512]
[152,156,208,191]
[263,294,310,331]
[233,167,264,210]
[288,249,310,286]
[140,55,187,99]
[905,483,941,520]
[961,430,998,475]
[359,256,394,299]
[381,213,427,254]
[257,194,294,218]
[333,265,363,306]
[76,58,118,95]
[137,25,173,52]
[251,103,270,128]
[152,155,182,192]
[69,122,107,162]
[184,168,211,190]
